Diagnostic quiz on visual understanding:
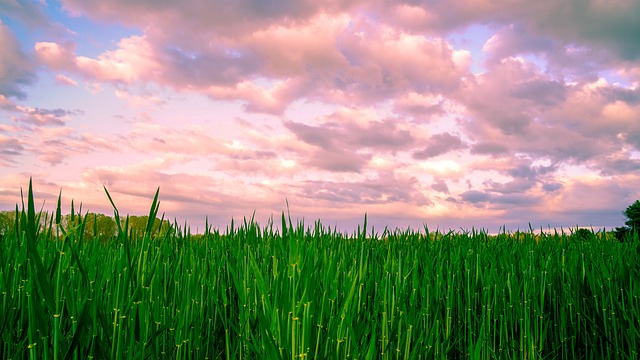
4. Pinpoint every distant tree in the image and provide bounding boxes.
[624,200,640,233]
[614,200,640,242]
[119,215,170,238]
[84,213,117,239]
[128,215,149,235]
[0,210,16,236]
[1,209,53,237]
[574,228,595,242]
[614,226,630,242]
